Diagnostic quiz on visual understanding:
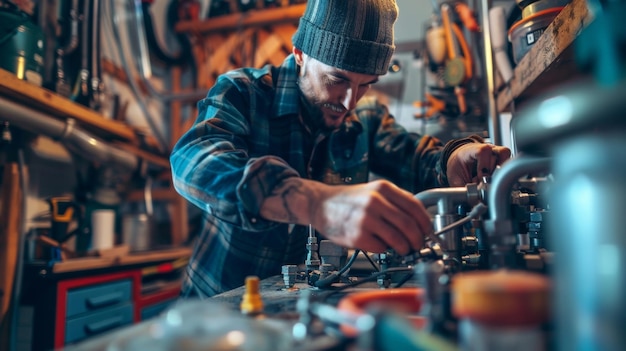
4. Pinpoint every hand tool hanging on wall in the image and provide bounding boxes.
[419,1,479,118]
[46,196,83,262]
[439,3,473,114]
